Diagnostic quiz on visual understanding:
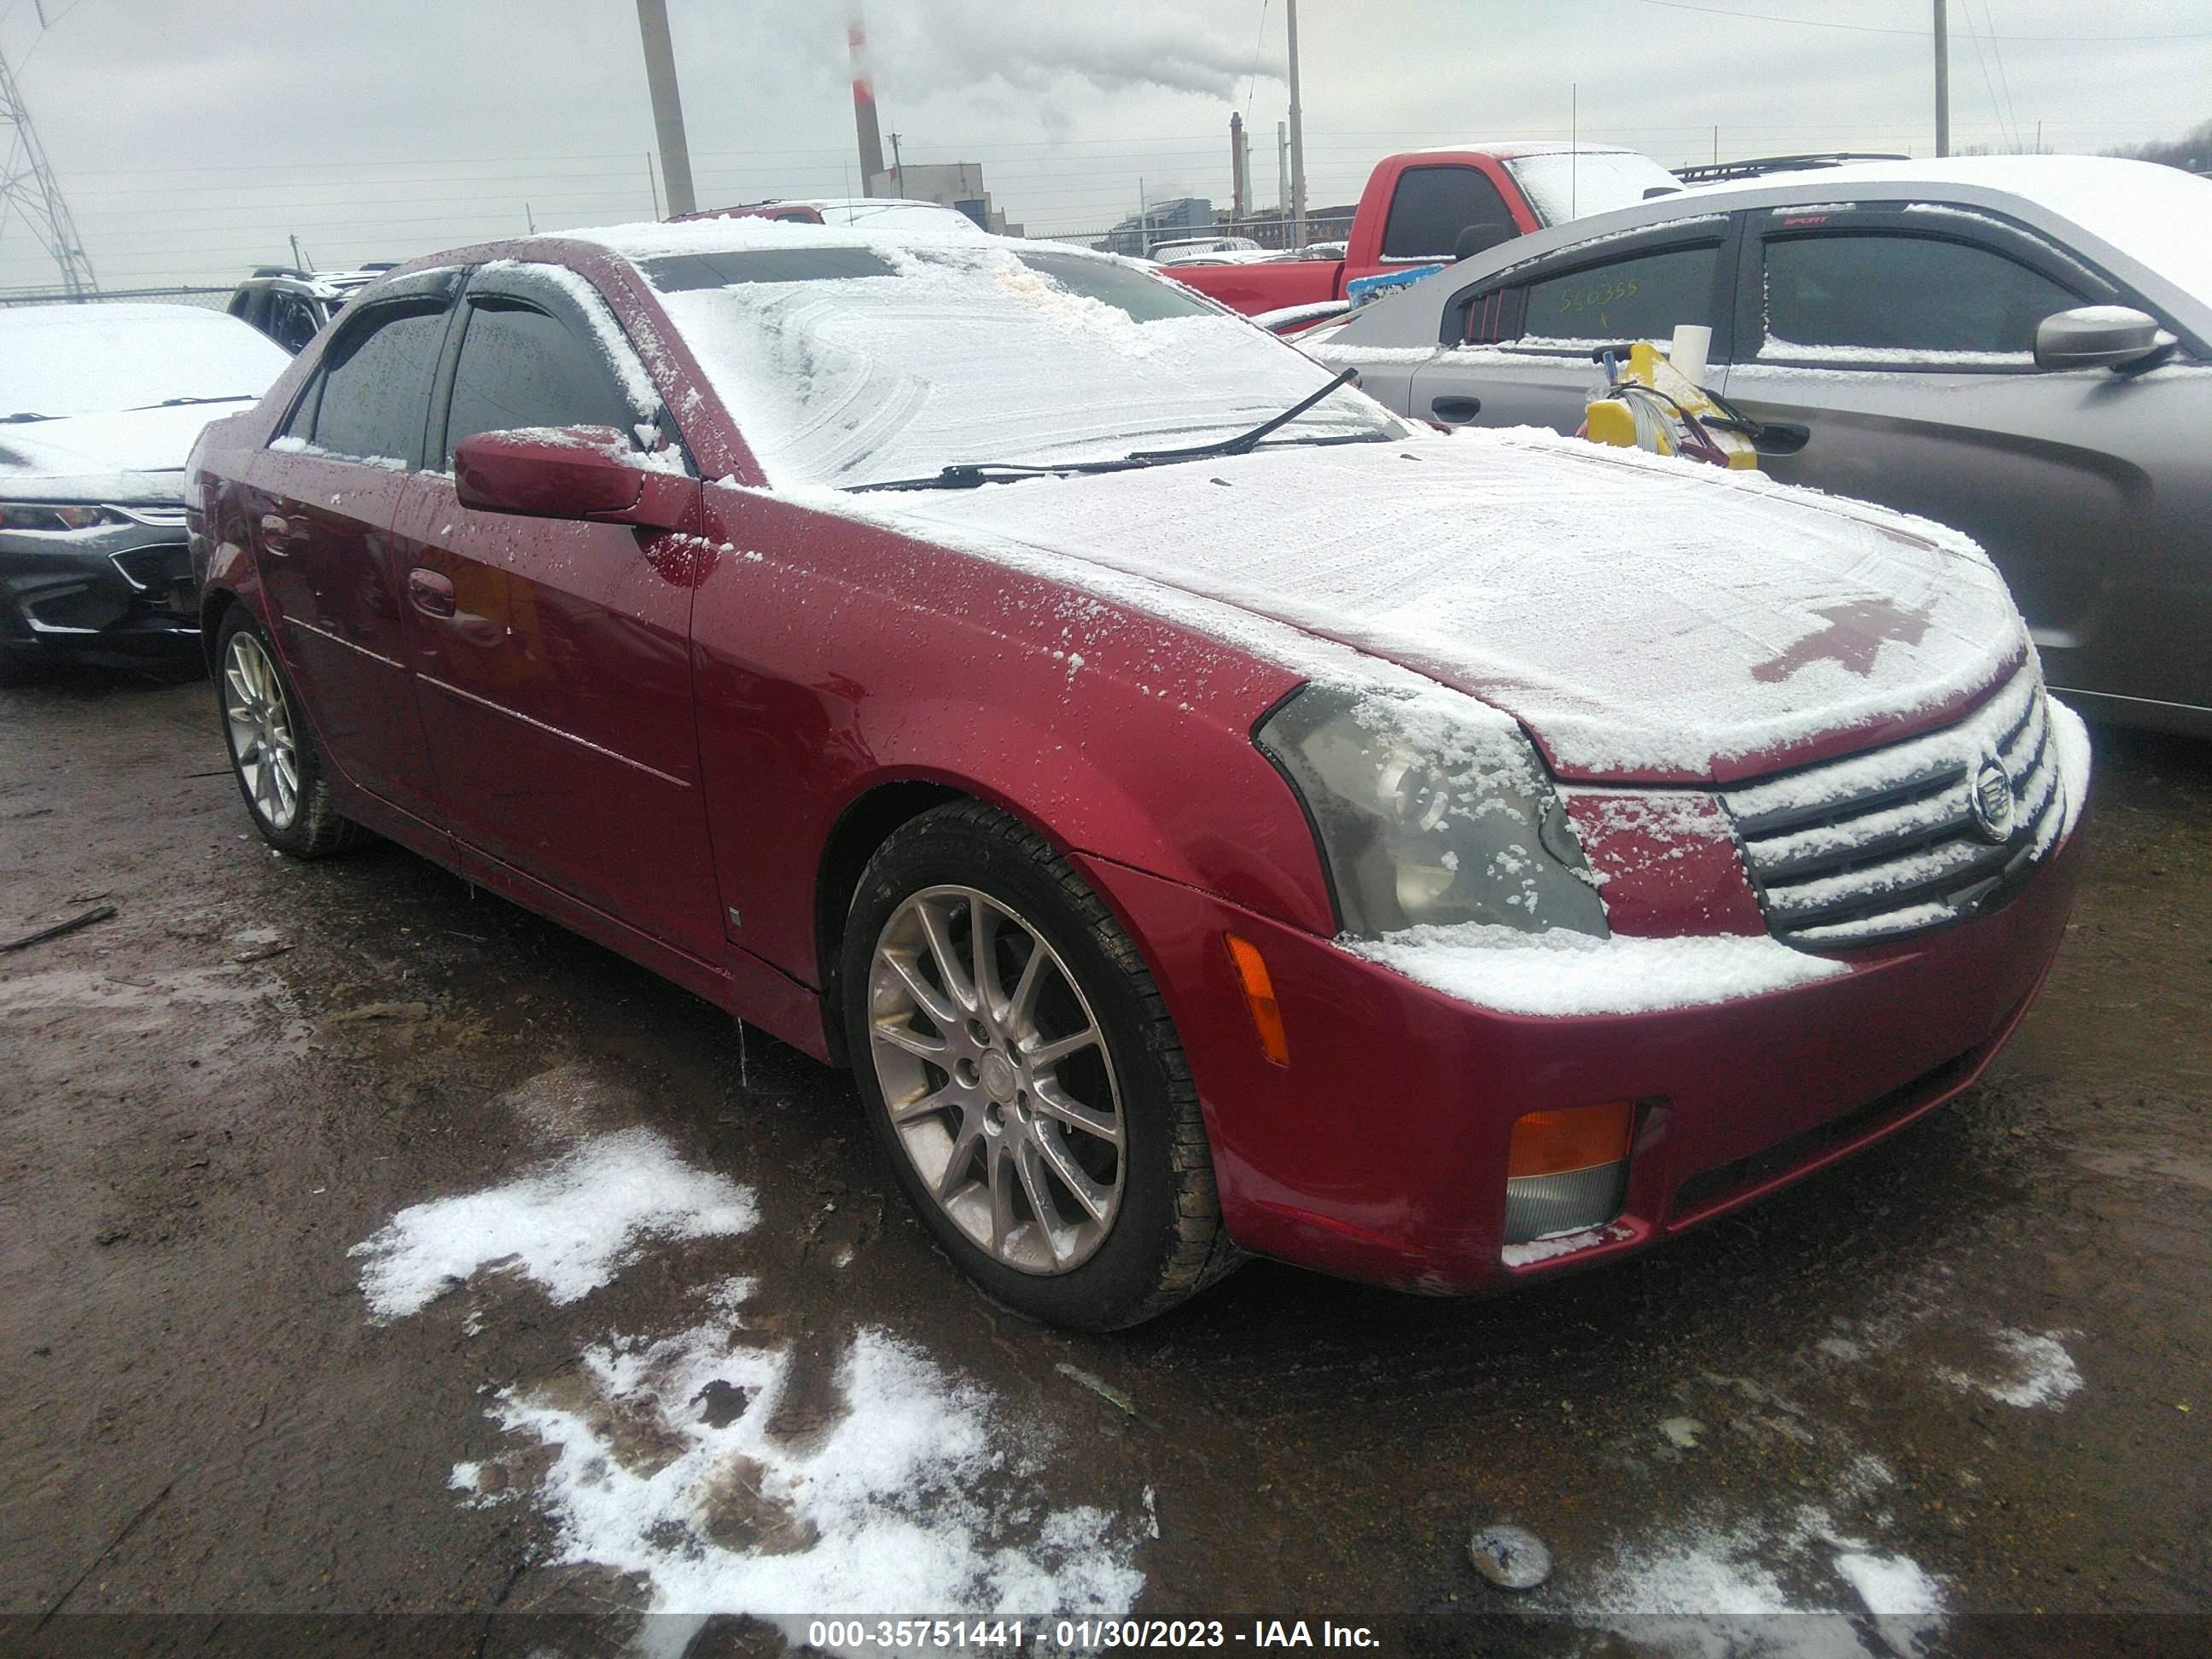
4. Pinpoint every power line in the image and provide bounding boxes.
[1625,0,2210,40]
